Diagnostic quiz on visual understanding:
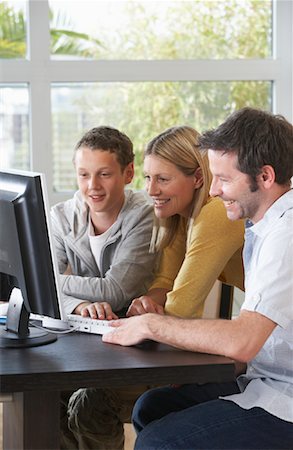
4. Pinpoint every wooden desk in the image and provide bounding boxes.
[0,332,234,449]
